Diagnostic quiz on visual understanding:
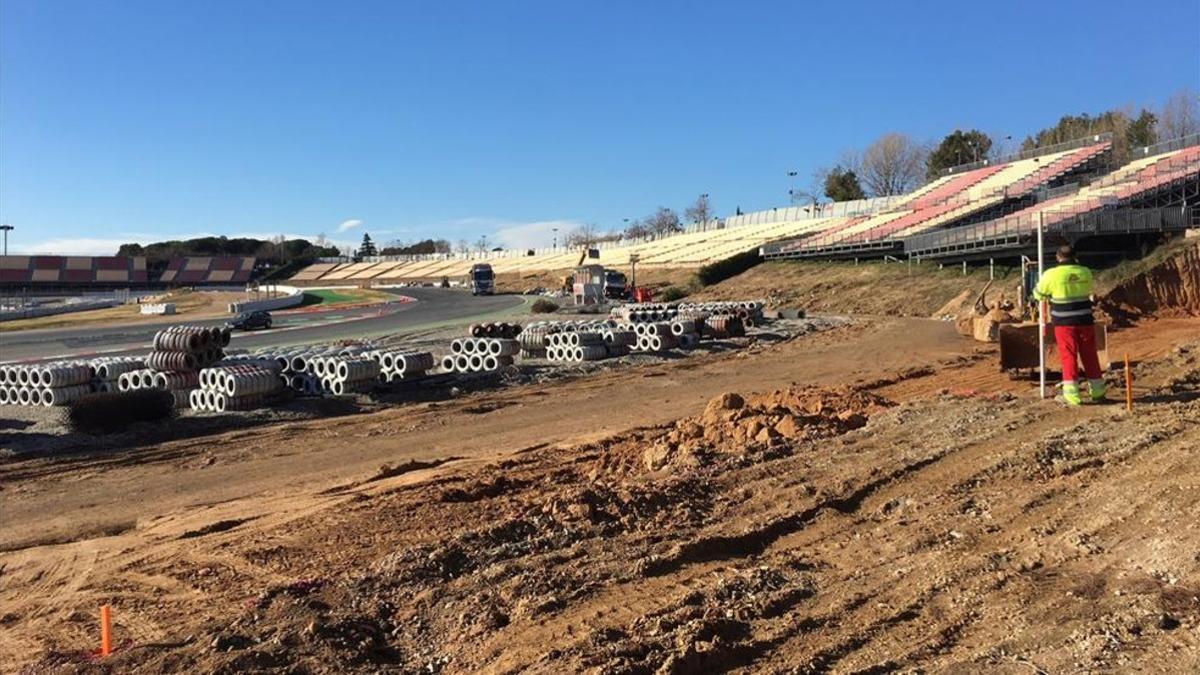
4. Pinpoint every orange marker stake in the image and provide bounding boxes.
[1124,352,1133,412]
[99,605,113,656]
